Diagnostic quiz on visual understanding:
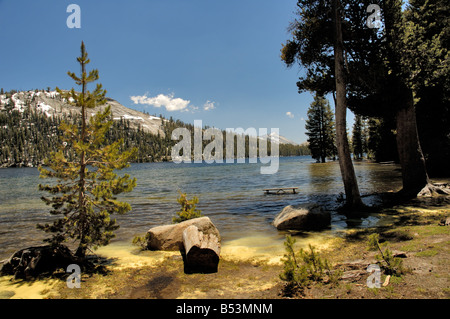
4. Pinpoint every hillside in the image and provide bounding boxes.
[0,89,181,167]
[0,89,310,167]
[259,131,299,145]
[0,89,166,136]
